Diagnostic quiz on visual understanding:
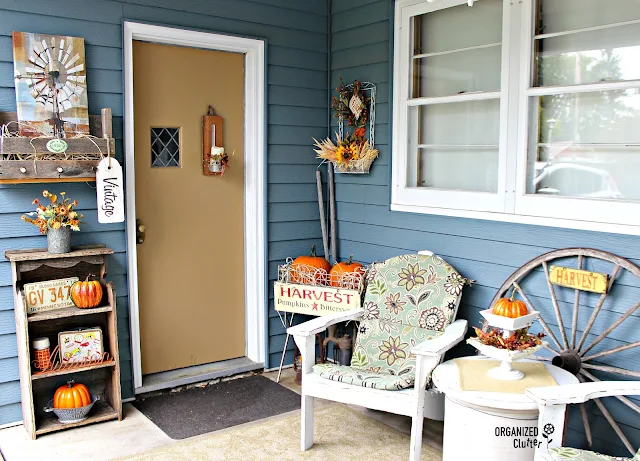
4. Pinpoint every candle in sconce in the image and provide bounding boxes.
[210,124,224,156]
